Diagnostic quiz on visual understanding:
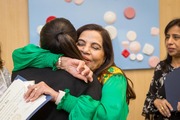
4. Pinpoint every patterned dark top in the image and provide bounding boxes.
[142,61,174,120]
